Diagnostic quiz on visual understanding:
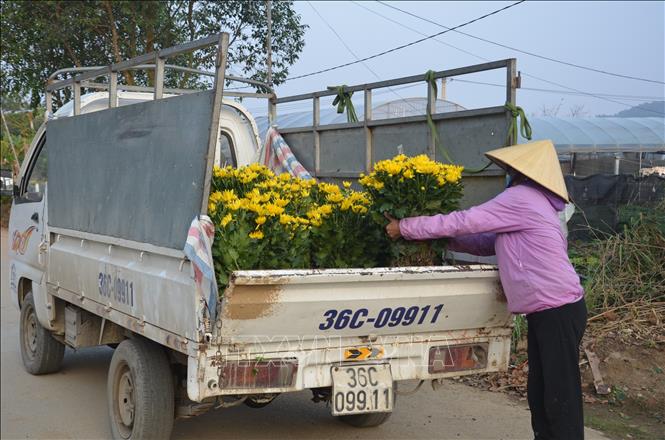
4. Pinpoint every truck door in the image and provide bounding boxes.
[8,131,50,323]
